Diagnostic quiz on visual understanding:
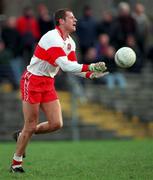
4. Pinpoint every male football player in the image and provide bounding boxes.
[10,8,108,173]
